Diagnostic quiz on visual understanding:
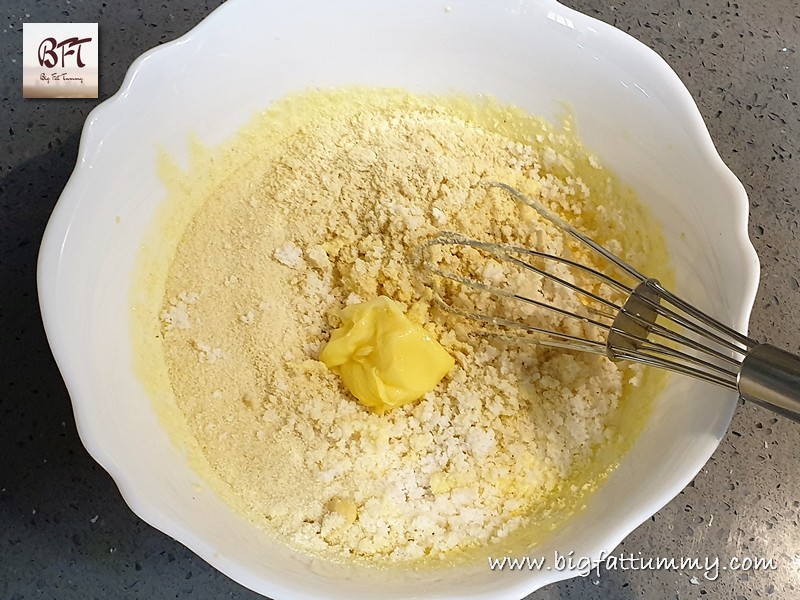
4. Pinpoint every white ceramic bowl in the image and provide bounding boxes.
[38,0,759,598]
